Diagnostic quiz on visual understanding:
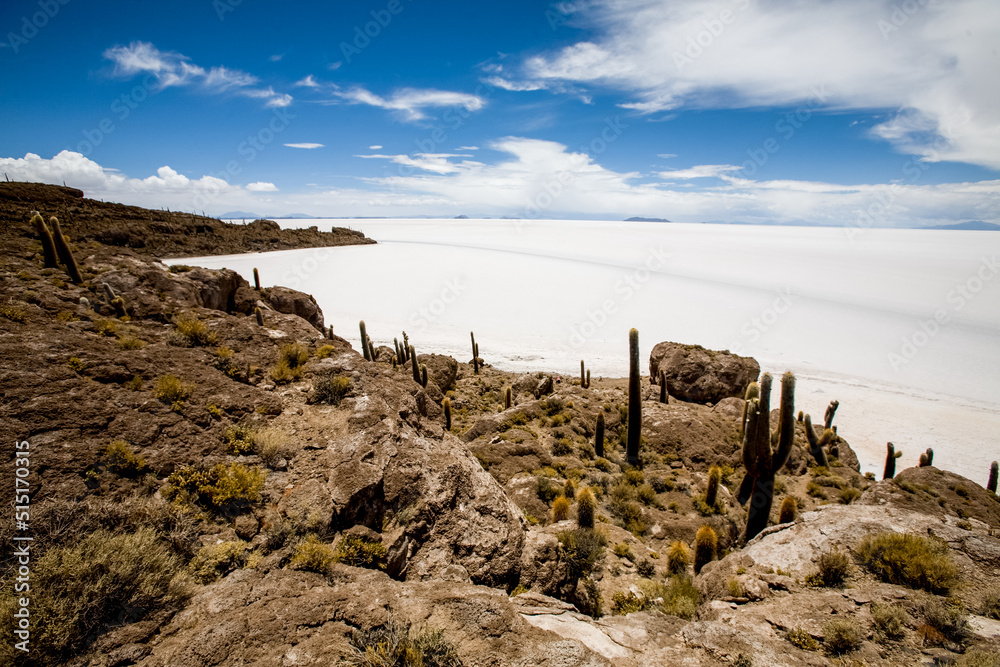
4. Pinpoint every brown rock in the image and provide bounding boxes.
[649,341,759,405]
[266,285,325,331]
[420,353,459,392]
